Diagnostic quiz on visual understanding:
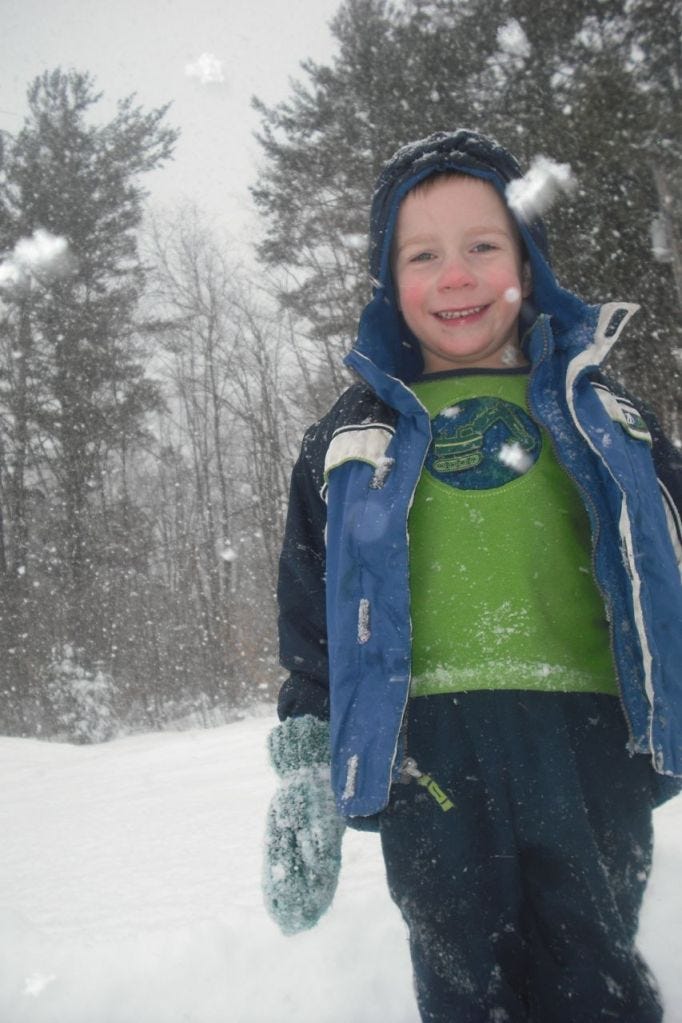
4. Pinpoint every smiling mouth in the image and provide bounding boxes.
[434,305,487,320]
